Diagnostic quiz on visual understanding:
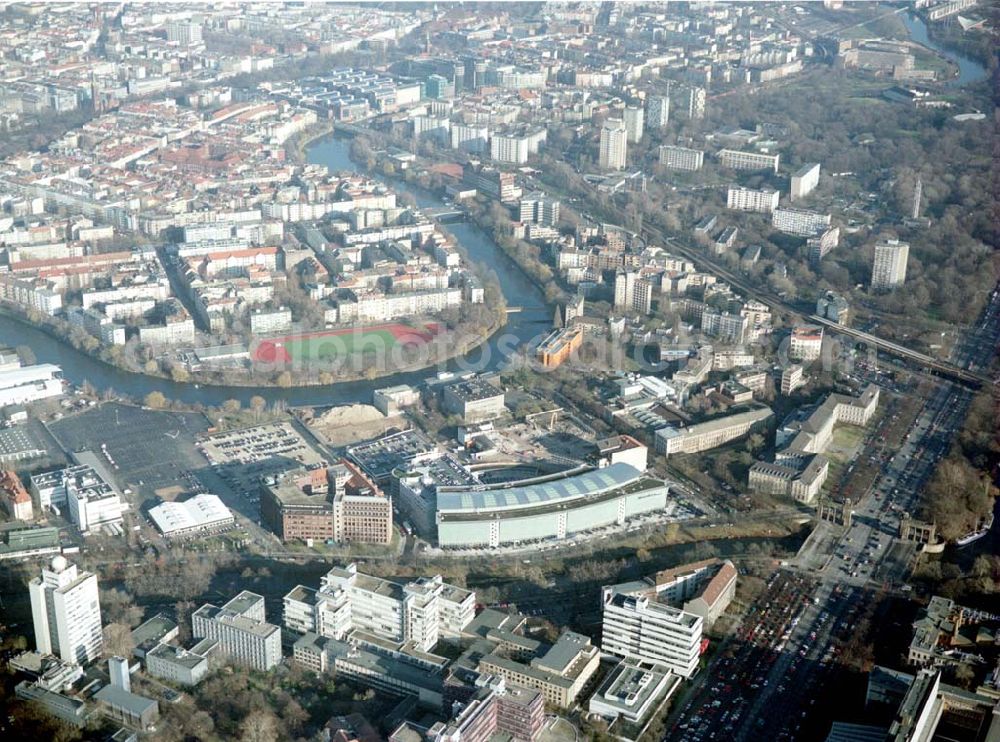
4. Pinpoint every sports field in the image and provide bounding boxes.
[251,322,441,364]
